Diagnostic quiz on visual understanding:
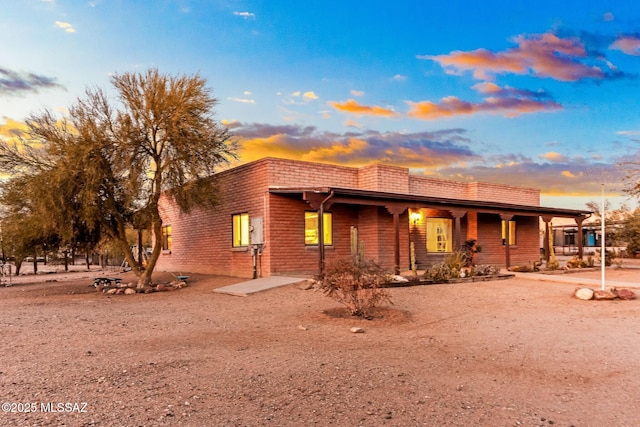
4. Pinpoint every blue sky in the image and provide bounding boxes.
[3,1,640,210]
